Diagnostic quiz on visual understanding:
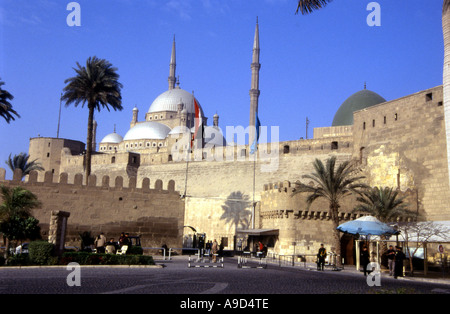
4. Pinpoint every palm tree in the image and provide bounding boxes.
[353,186,416,222]
[62,56,123,184]
[296,0,450,187]
[292,156,367,266]
[5,152,44,179]
[353,186,416,266]
[0,185,41,257]
[0,79,20,123]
